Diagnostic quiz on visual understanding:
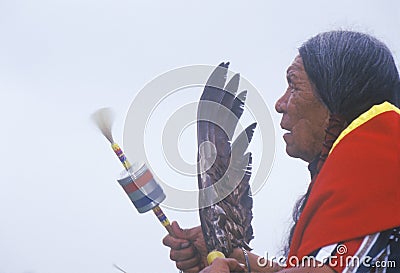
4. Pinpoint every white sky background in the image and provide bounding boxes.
[0,1,399,272]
